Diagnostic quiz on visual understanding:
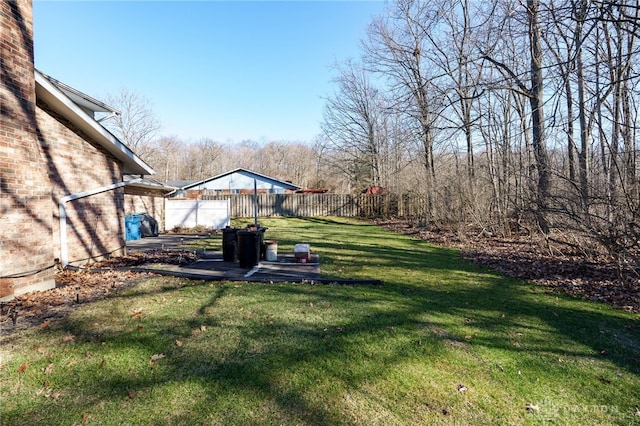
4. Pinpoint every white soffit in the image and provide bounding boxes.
[34,70,155,176]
